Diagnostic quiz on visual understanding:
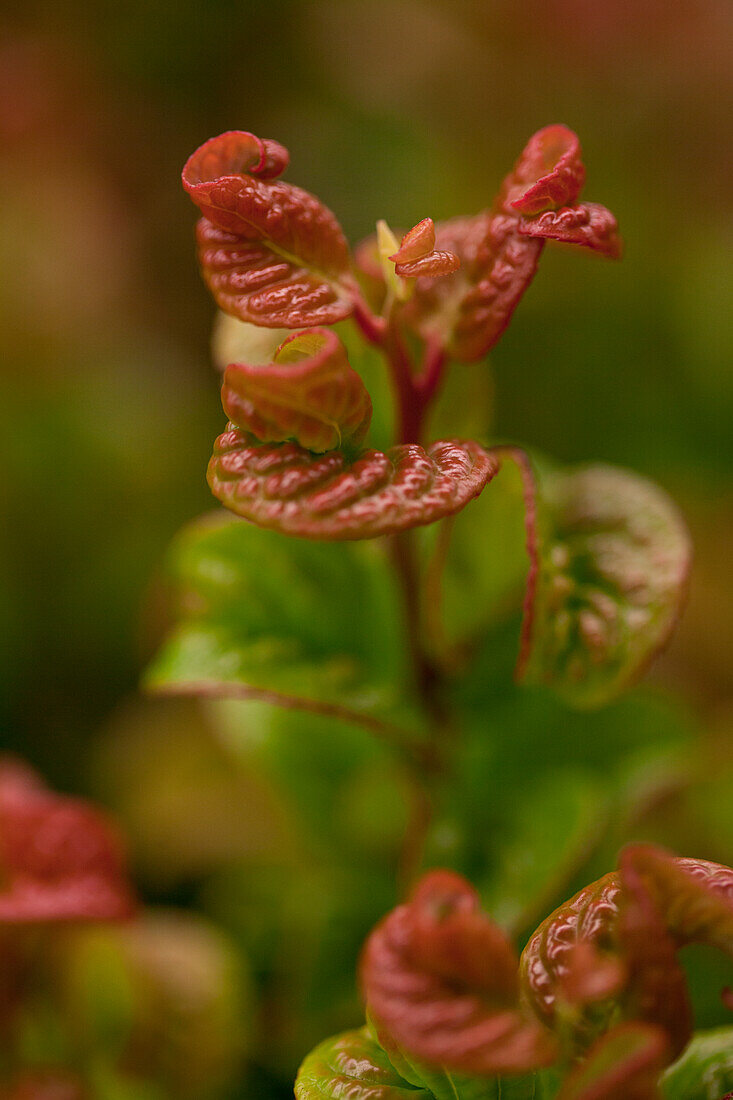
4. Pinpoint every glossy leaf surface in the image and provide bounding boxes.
[222,327,372,453]
[208,428,498,540]
[145,512,410,725]
[521,847,733,1052]
[520,464,691,707]
[362,870,557,1076]
[295,1027,432,1099]
[0,758,135,922]
[183,131,355,327]
[660,1027,733,1099]
[556,1022,669,1100]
